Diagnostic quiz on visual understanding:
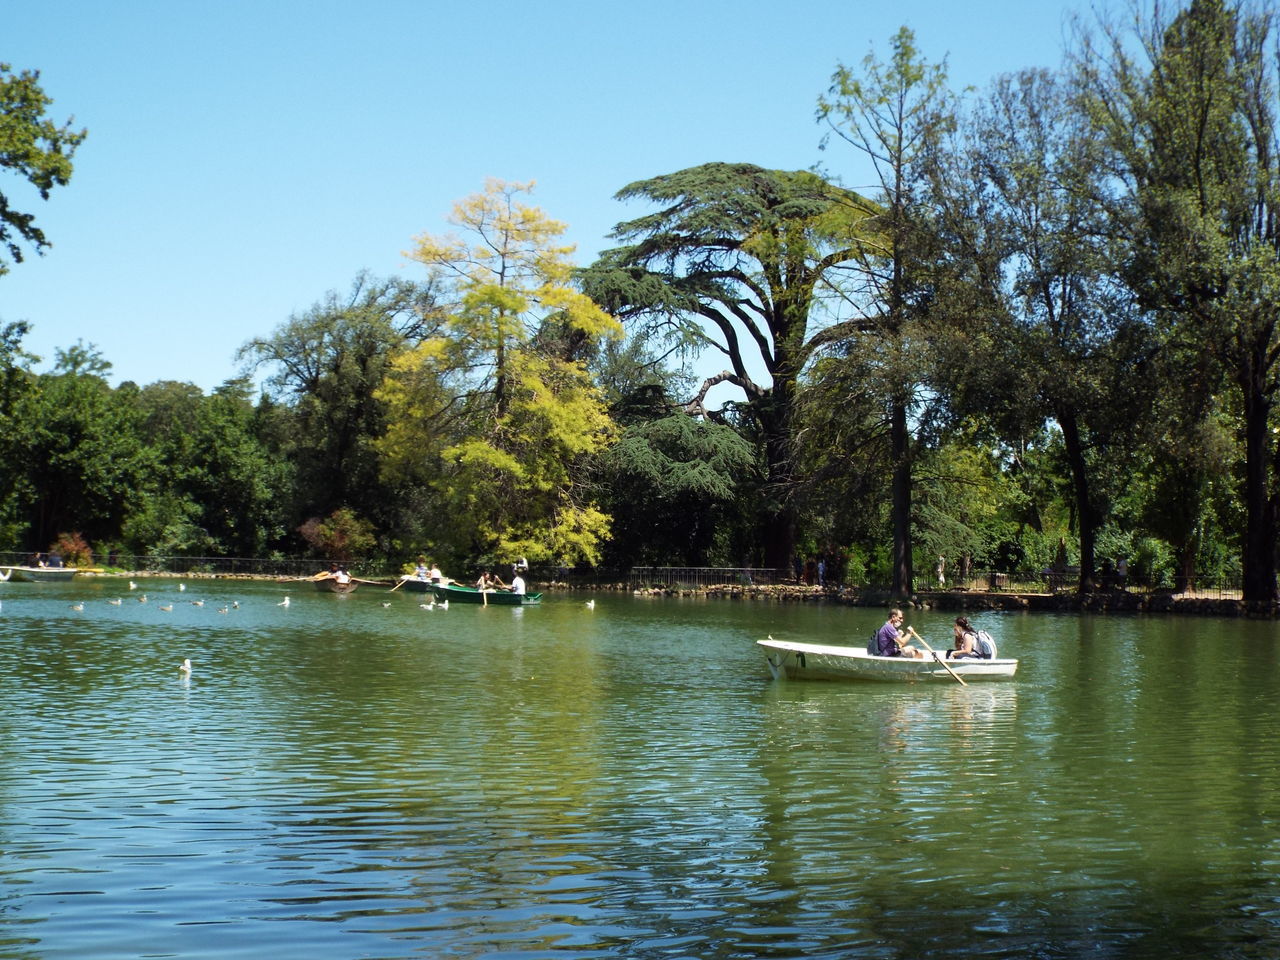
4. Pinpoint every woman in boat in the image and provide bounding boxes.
[874,609,923,659]
[948,616,979,659]
[475,570,504,591]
